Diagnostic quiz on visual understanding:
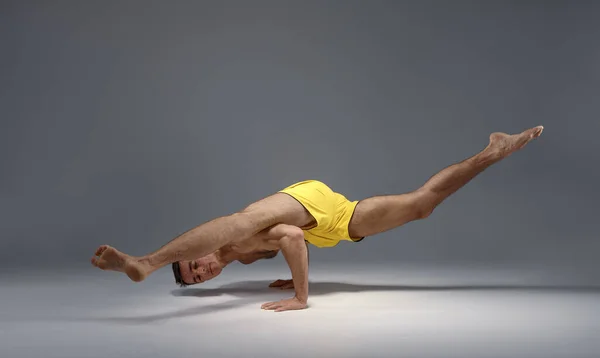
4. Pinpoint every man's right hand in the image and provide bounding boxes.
[269,279,294,290]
